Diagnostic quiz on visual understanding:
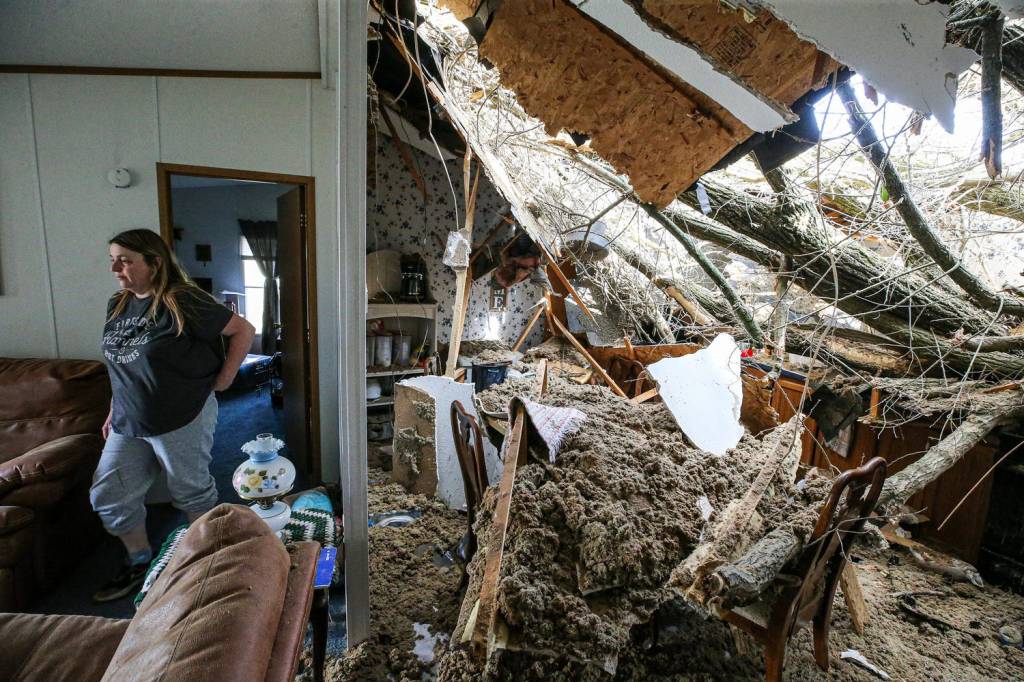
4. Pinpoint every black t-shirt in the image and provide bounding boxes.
[102,290,233,437]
